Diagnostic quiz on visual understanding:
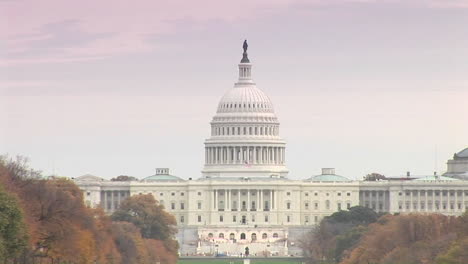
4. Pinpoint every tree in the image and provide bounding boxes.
[112,194,179,261]
[111,175,139,182]
[112,194,177,241]
[0,185,28,262]
[300,206,381,263]
[363,173,386,181]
